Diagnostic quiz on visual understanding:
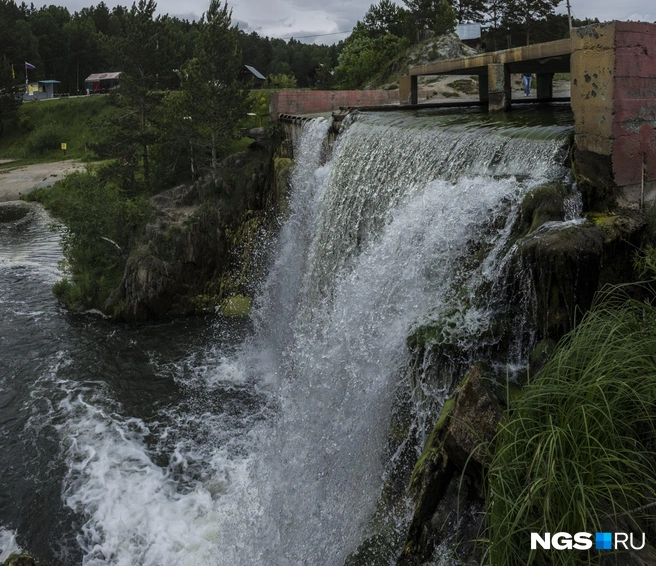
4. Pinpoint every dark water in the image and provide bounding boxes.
[1,108,574,566]
[0,204,254,564]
